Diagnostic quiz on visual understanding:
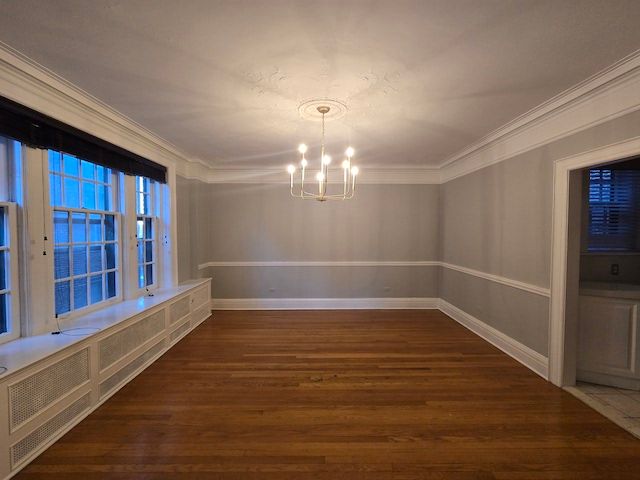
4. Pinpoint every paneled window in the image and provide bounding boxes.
[588,168,640,252]
[0,203,18,341]
[0,136,20,343]
[50,152,119,315]
[135,176,157,289]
